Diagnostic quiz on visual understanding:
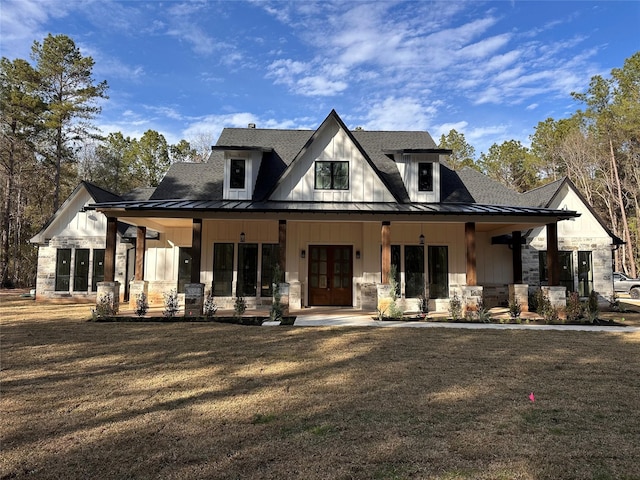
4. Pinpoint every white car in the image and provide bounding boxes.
[613,272,640,299]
